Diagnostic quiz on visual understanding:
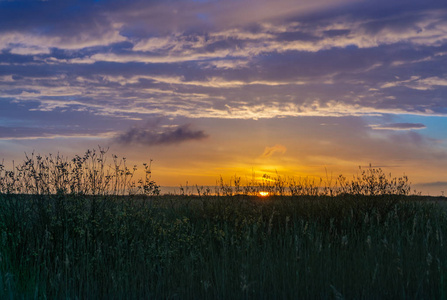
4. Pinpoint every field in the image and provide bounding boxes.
[1,150,446,299]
